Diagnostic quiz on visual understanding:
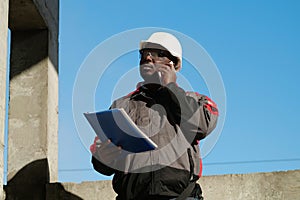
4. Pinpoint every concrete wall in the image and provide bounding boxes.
[0,0,9,199]
[48,170,300,200]
[199,170,300,200]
